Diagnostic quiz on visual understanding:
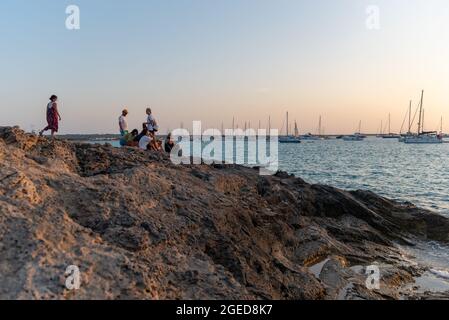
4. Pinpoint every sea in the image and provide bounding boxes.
[279,137,449,216]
